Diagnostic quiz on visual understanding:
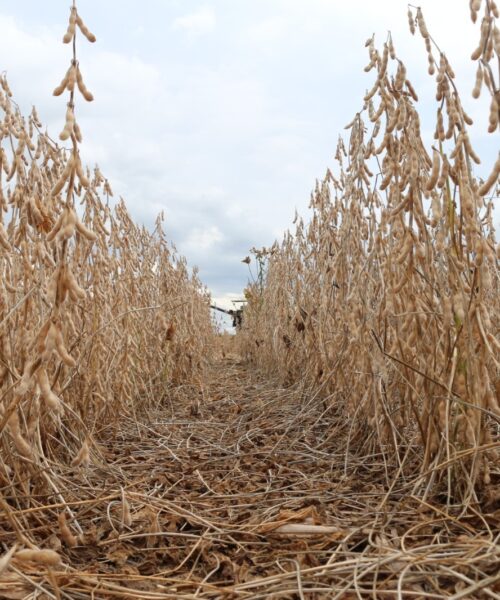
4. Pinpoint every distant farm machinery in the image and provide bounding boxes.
[210,302,245,328]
